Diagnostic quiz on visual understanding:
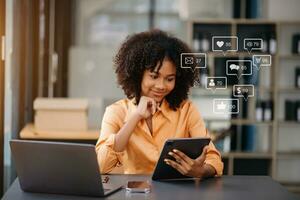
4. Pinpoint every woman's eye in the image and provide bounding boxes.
[150,74,158,79]
[167,78,175,82]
